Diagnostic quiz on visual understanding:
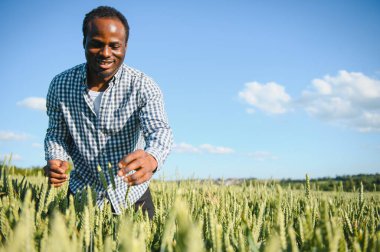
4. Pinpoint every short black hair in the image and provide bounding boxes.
[82,6,130,45]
